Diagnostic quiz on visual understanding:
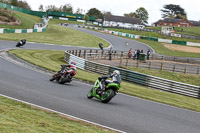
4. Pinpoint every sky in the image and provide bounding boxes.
[25,0,199,25]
